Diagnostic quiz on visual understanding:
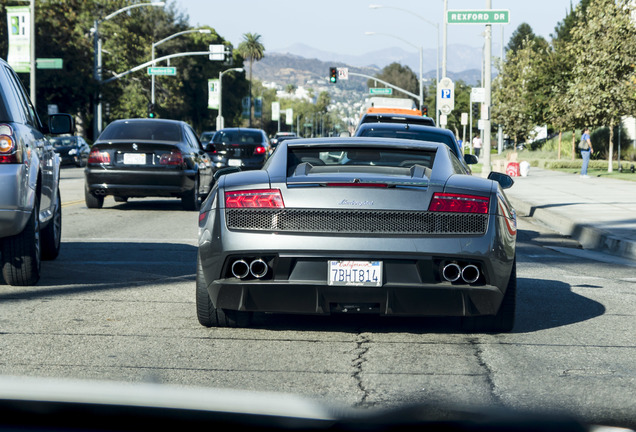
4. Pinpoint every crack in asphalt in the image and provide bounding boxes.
[352,332,371,407]
[468,337,503,406]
